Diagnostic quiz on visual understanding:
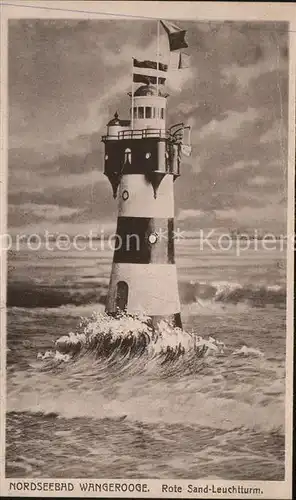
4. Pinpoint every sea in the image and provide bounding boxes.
[5,237,286,480]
